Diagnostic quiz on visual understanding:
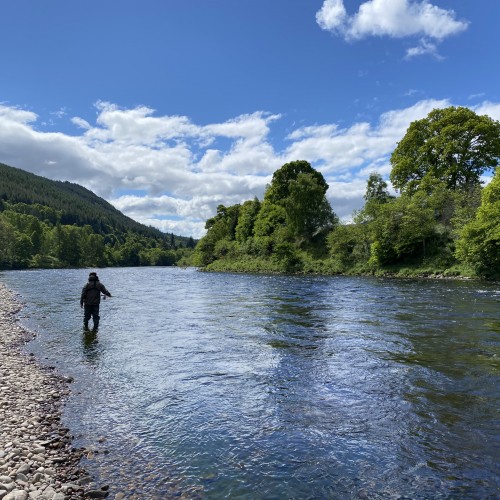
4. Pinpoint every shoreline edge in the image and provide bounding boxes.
[0,282,111,500]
